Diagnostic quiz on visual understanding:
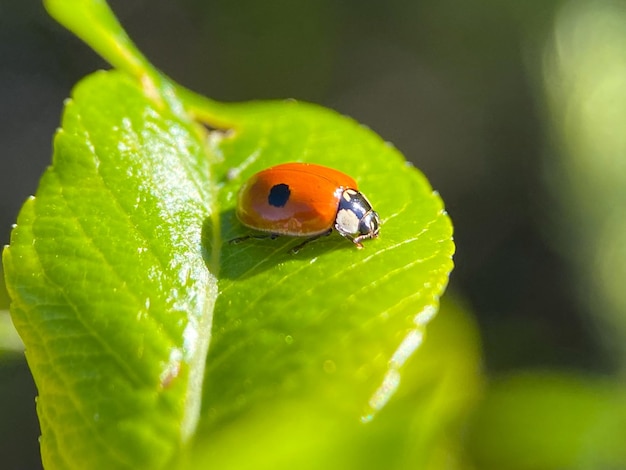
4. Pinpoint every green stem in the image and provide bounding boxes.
[44,0,238,127]
[176,87,241,128]
[44,0,155,81]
